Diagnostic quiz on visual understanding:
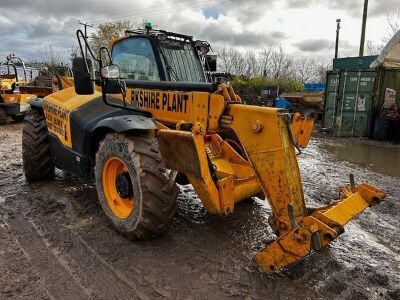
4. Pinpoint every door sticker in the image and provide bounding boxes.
[357,96,366,111]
